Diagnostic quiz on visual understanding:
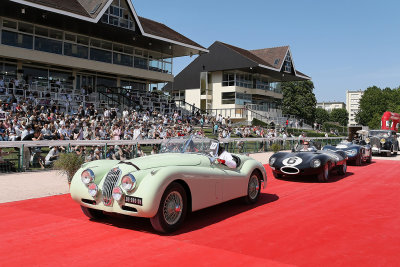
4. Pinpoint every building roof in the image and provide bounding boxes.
[250,46,289,69]
[165,41,311,91]
[9,0,206,51]
[138,16,205,50]
[218,42,276,69]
